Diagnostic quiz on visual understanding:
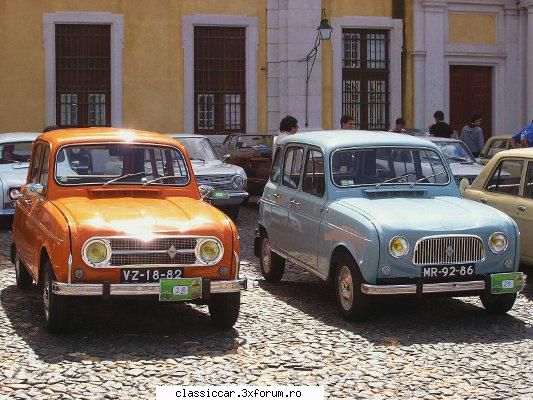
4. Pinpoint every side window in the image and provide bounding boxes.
[302,149,325,197]
[270,148,283,183]
[282,147,304,189]
[39,147,50,191]
[524,162,533,199]
[30,144,44,184]
[485,159,524,196]
[487,140,508,158]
